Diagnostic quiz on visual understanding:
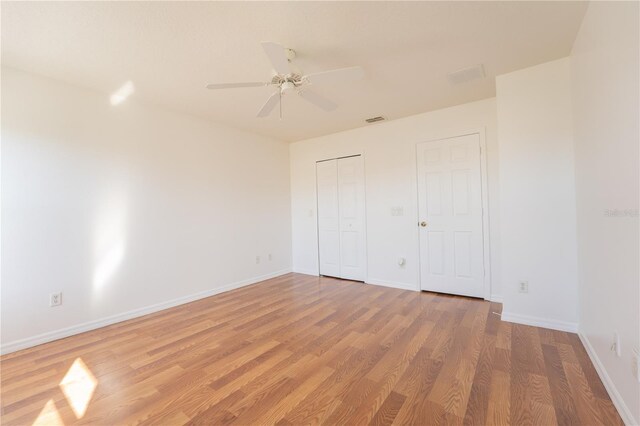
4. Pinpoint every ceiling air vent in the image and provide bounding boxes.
[448,64,485,84]
[365,116,386,124]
